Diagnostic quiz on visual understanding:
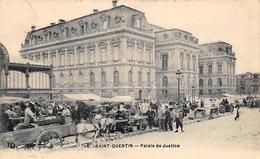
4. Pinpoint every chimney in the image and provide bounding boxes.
[50,22,55,26]
[31,25,35,31]
[58,19,66,23]
[93,9,99,13]
[112,0,118,7]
